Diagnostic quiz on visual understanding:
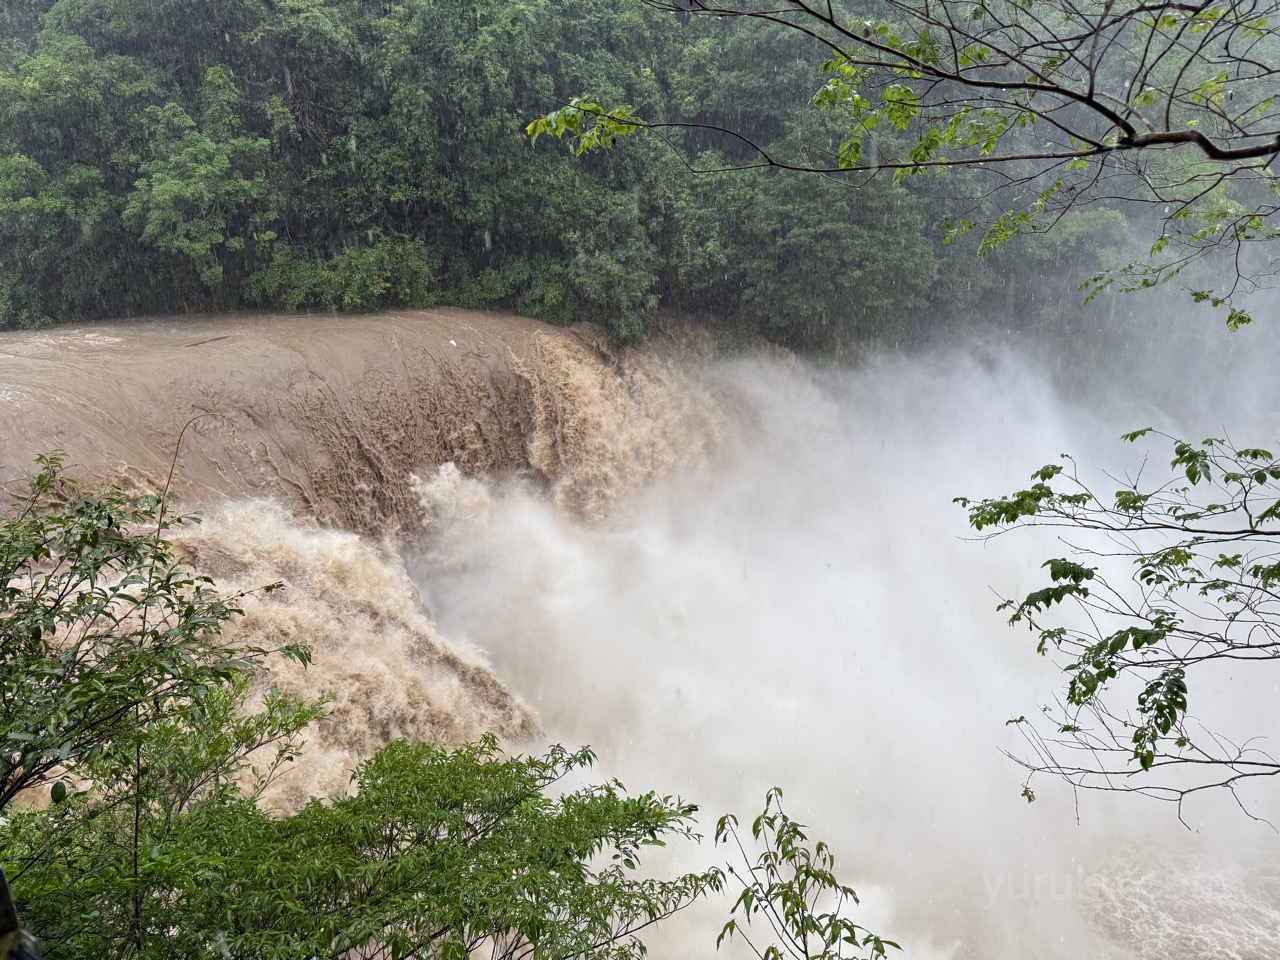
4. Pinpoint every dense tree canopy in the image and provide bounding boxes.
[538,0,1280,326]
[0,0,1131,348]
